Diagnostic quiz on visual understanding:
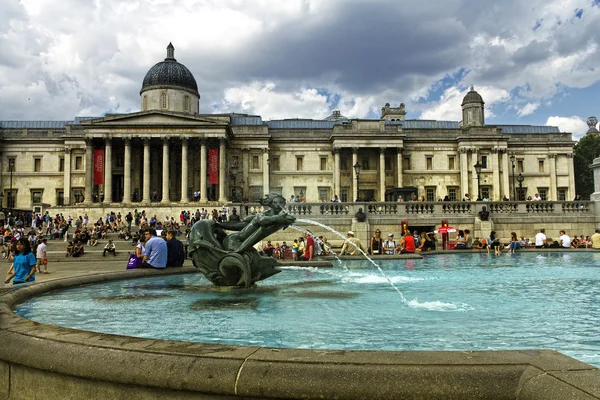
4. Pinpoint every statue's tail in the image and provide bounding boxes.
[218,253,252,288]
